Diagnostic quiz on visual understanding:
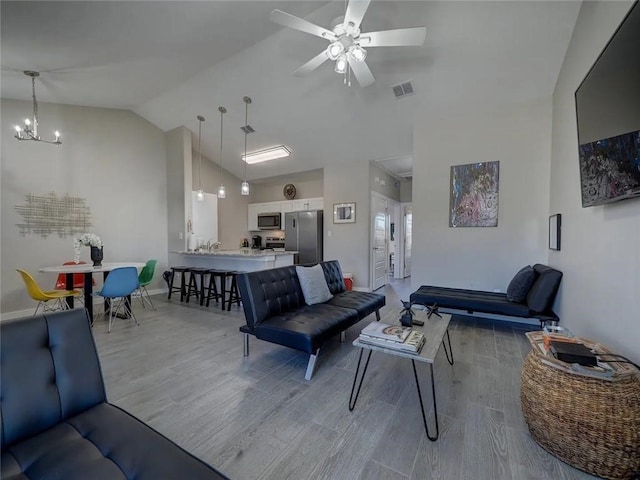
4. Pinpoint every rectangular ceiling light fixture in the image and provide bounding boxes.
[242,145,291,164]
